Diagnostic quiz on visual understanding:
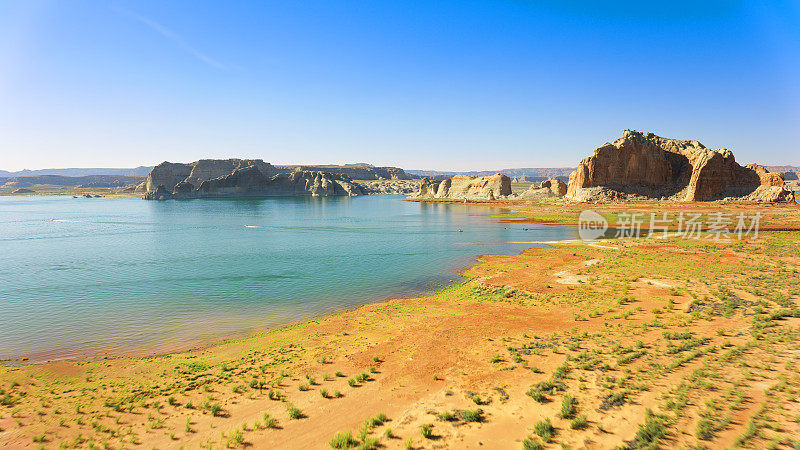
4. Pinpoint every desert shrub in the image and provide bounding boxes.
[226,427,244,447]
[438,411,456,421]
[632,409,668,448]
[570,414,588,430]
[359,437,380,450]
[458,409,483,422]
[209,403,222,417]
[526,388,548,403]
[369,413,388,427]
[420,424,433,439]
[533,418,555,442]
[600,391,627,410]
[287,404,304,419]
[262,413,277,428]
[329,431,358,449]
[696,418,714,440]
[522,437,544,450]
[534,380,566,393]
[560,395,577,419]
[552,363,570,379]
